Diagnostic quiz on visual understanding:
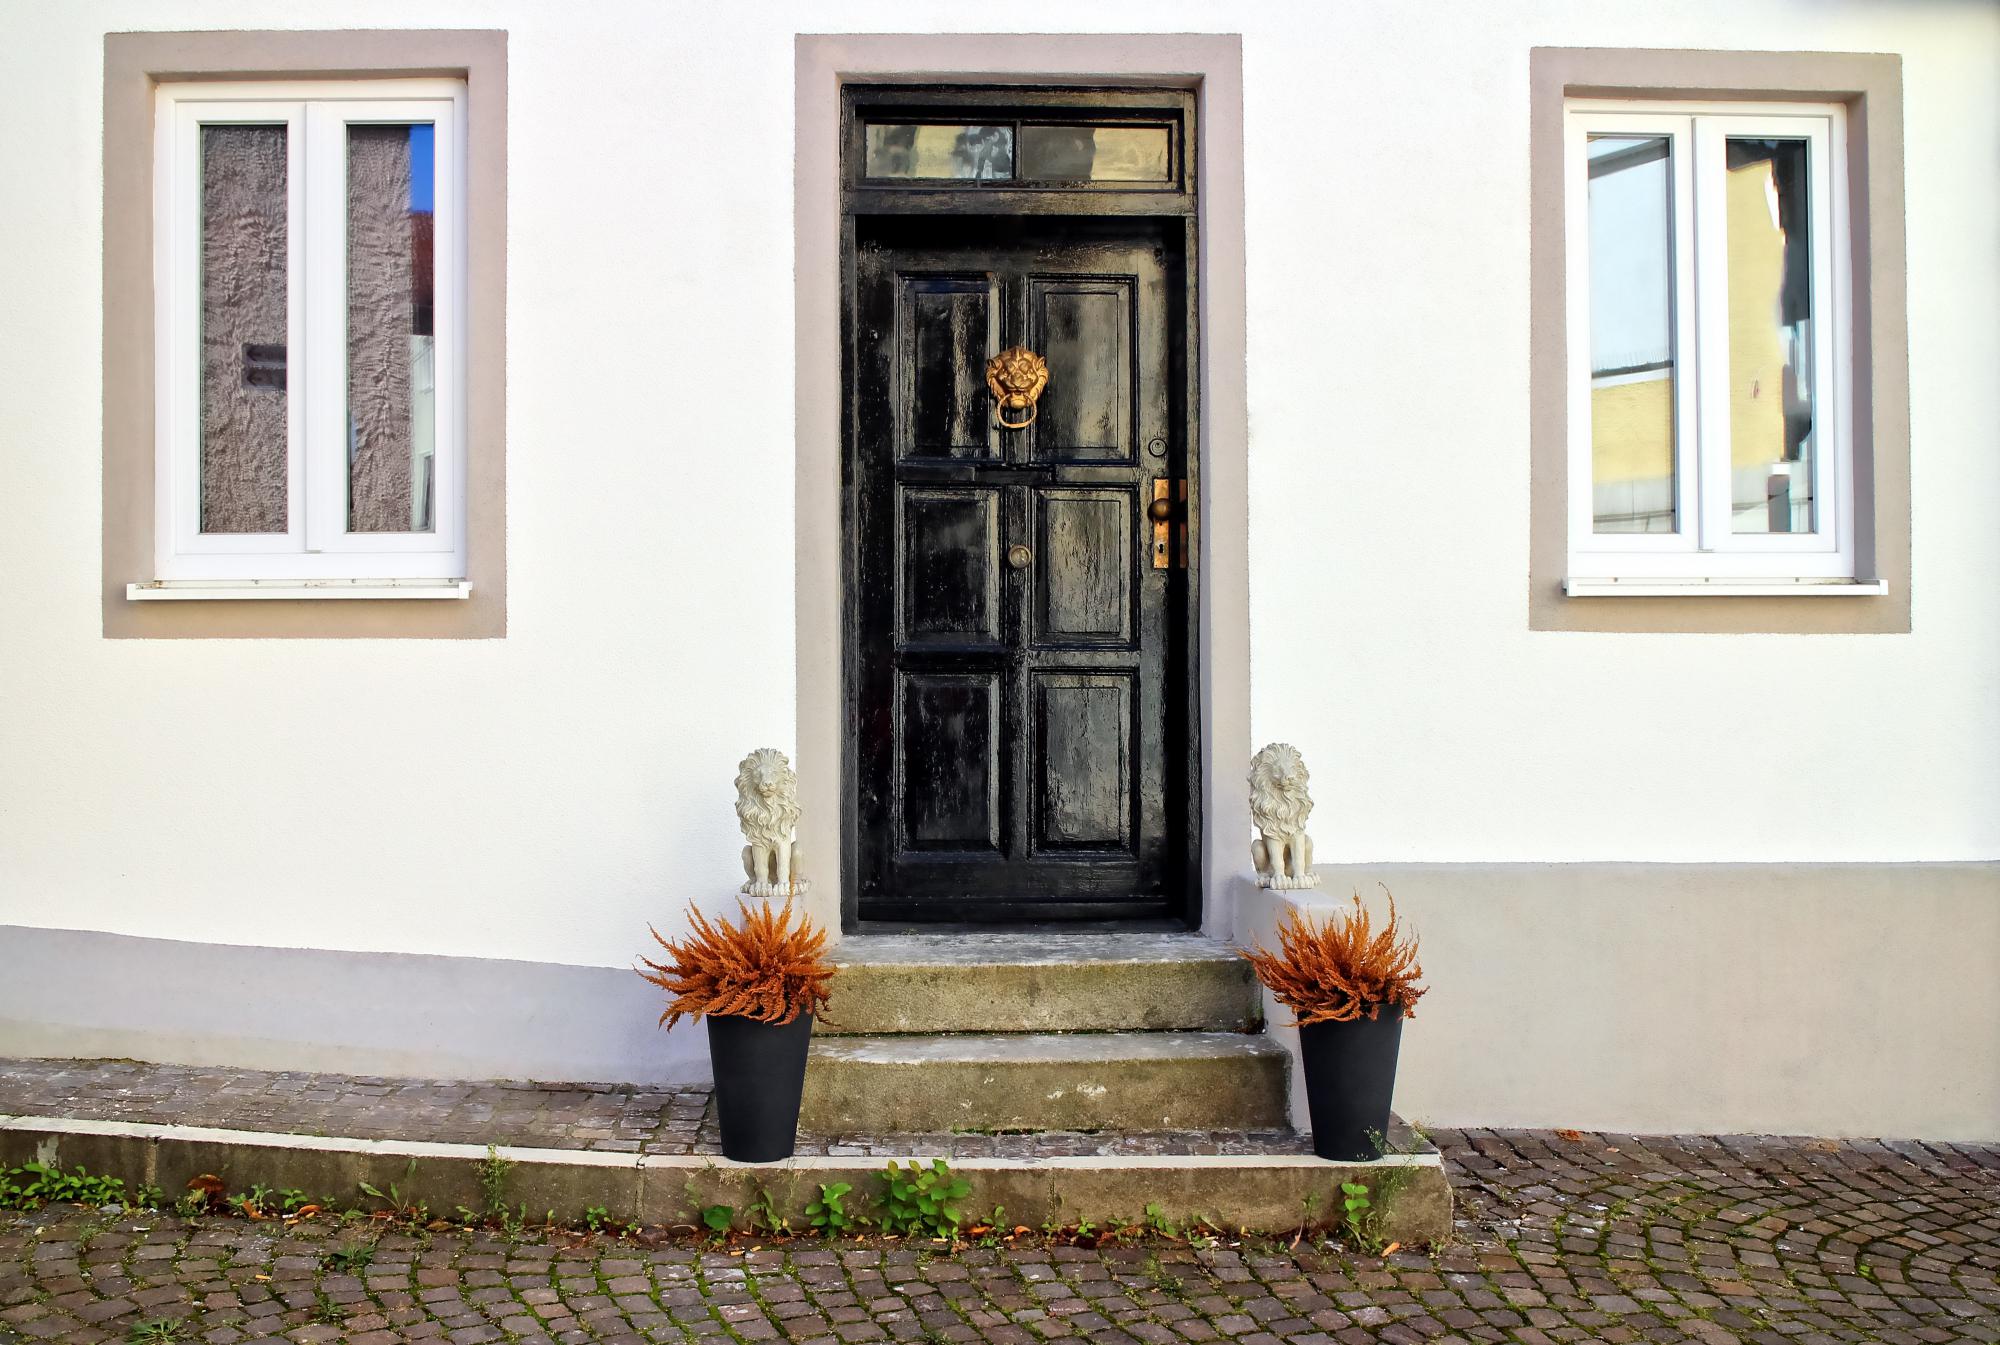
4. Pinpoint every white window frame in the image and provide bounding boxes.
[1563,98,1854,584]
[152,79,467,582]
